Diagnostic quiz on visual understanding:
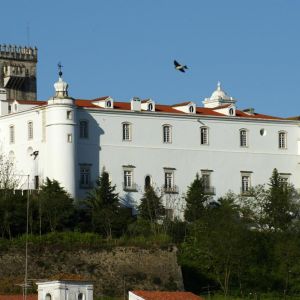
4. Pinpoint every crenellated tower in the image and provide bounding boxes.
[0,44,37,100]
